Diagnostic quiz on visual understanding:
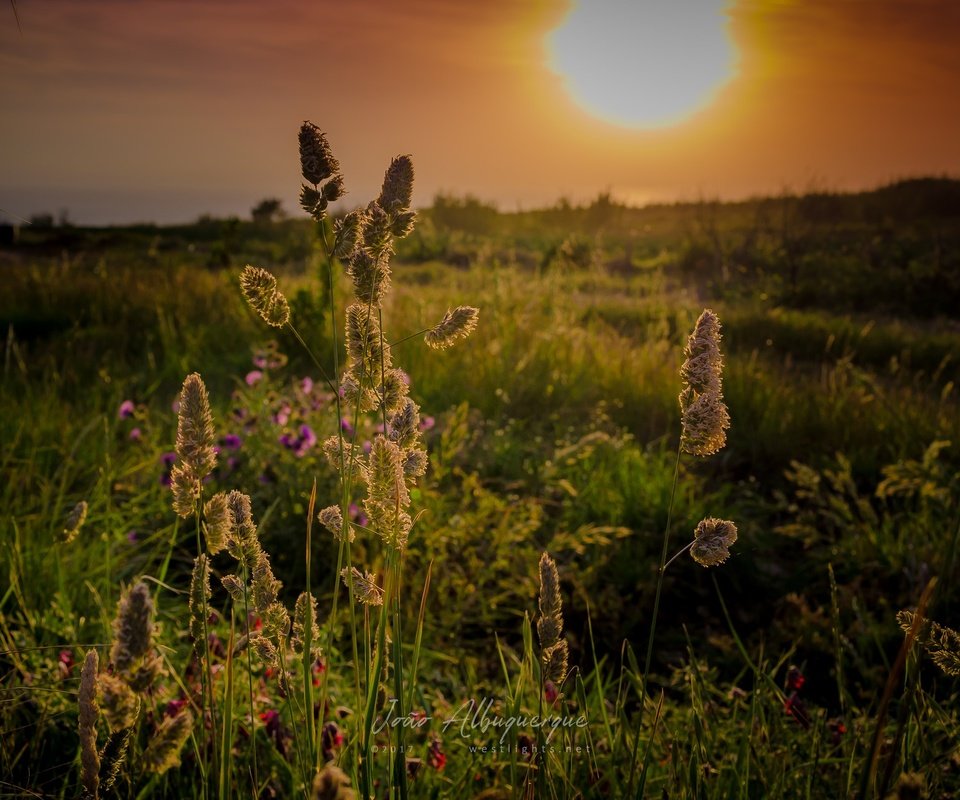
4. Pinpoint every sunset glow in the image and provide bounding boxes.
[547,0,737,128]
